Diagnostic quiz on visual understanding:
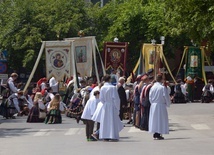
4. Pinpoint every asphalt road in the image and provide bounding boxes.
[0,101,214,155]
